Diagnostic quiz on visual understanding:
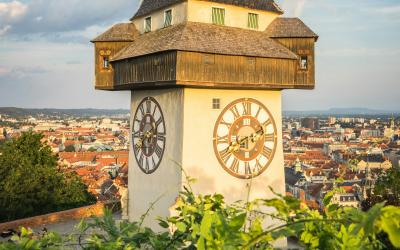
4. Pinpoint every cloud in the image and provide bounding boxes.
[0,67,10,76]
[2,0,137,36]
[0,1,28,20]
[278,0,309,17]
[375,5,400,15]
[0,25,11,36]
[320,48,400,57]
[0,66,49,79]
